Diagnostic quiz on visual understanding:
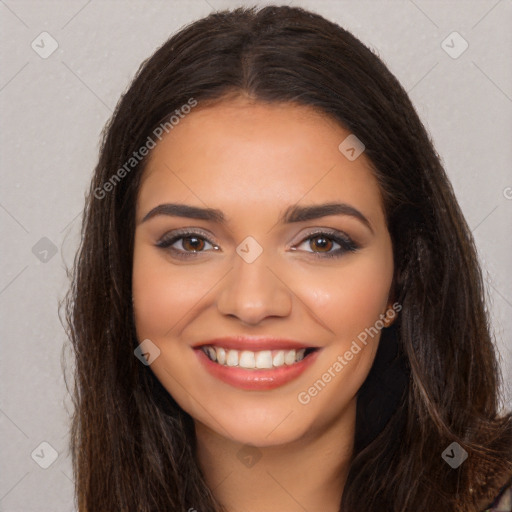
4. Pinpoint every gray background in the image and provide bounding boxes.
[1,1,511,510]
